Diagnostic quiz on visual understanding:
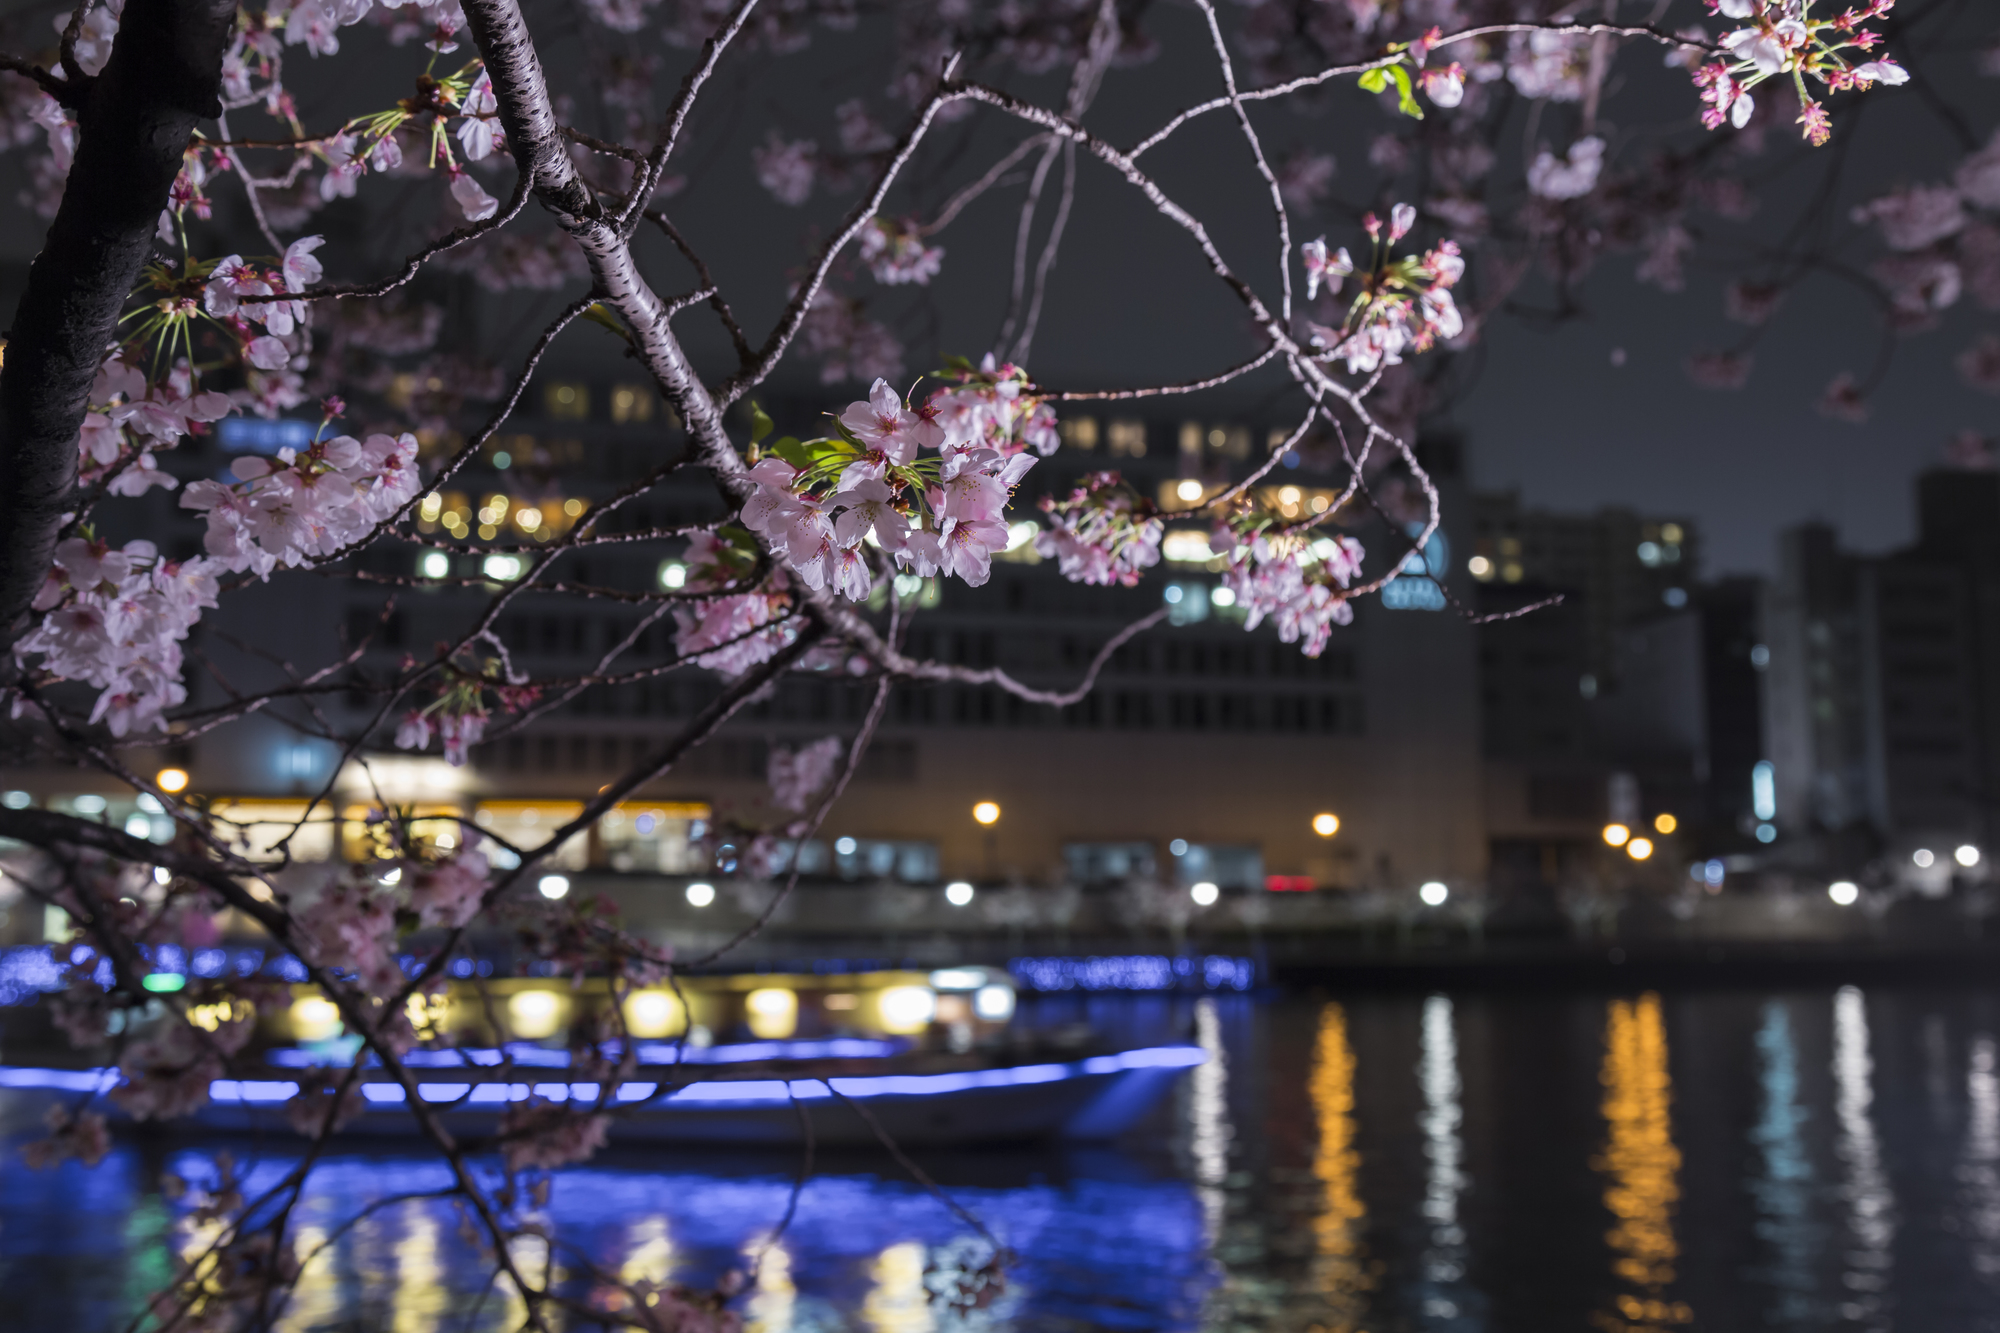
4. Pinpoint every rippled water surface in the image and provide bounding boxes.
[7,985,2000,1330]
